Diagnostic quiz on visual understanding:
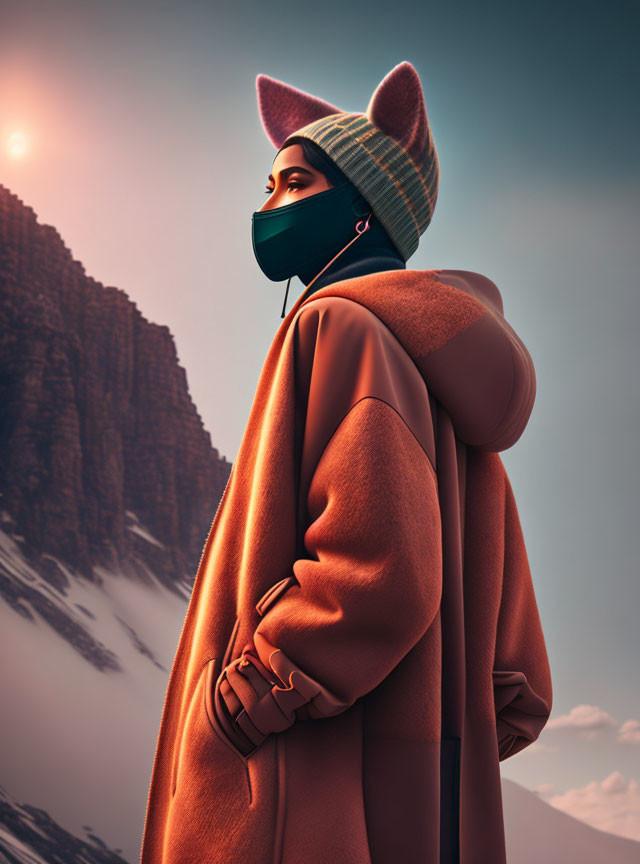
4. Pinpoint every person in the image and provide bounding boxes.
[140,61,553,864]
